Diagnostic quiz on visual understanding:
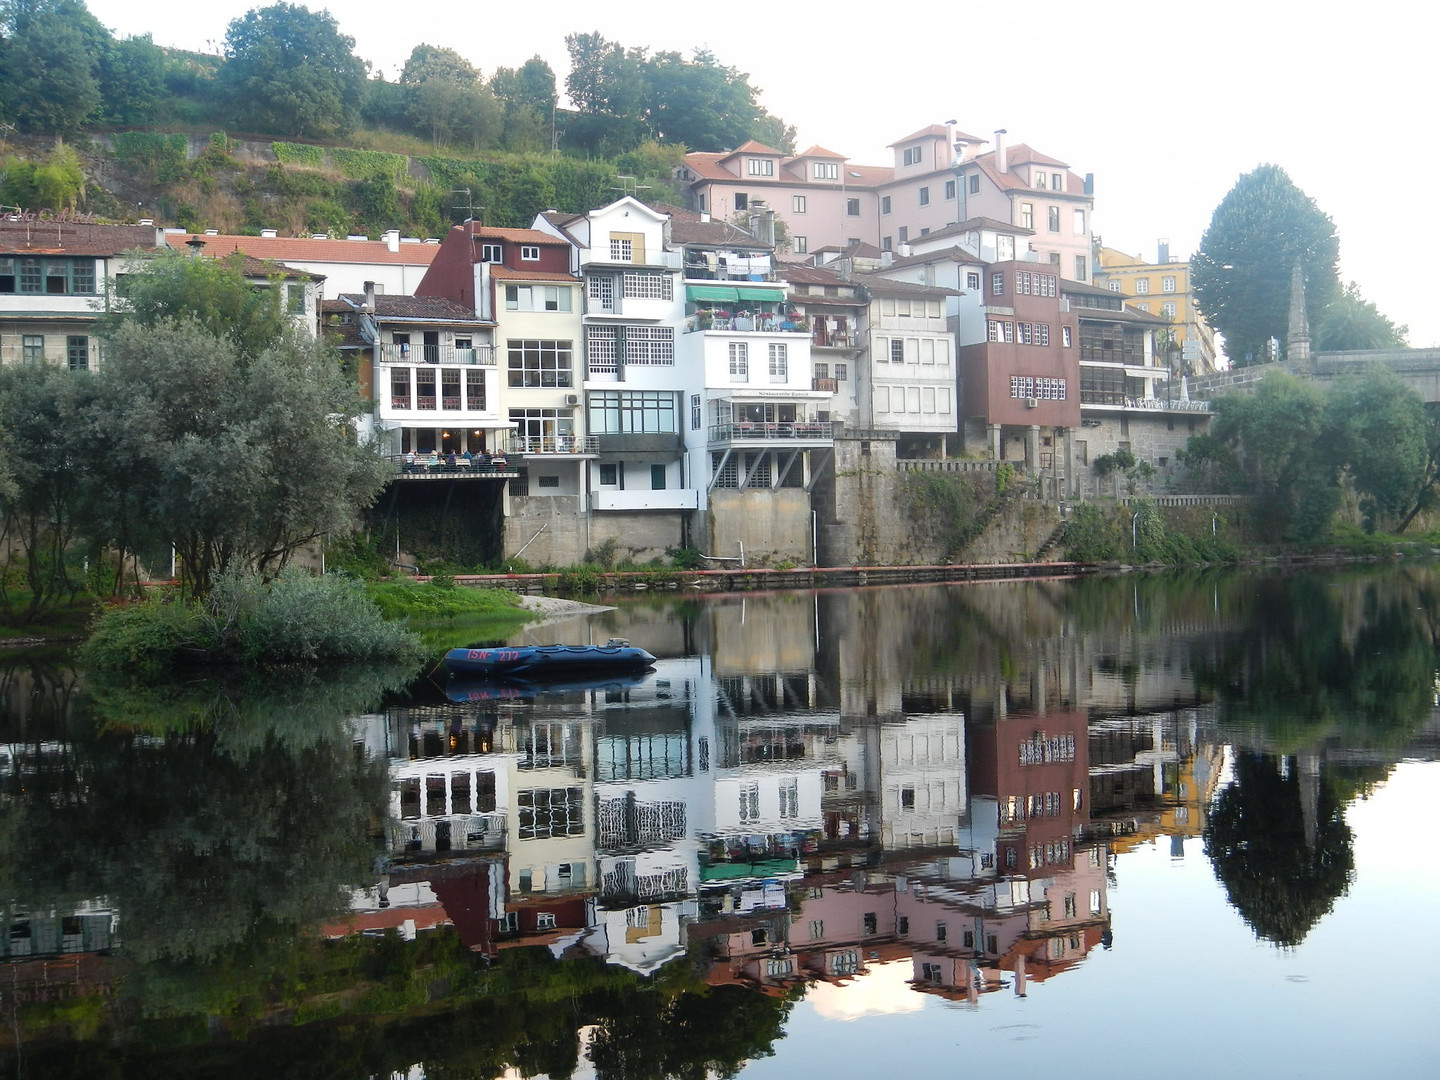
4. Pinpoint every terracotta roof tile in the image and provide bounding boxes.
[336,292,489,322]
[717,140,786,161]
[487,266,580,282]
[851,271,961,298]
[793,145,847,159]
[889,124,953,146]
[179,233,441,266]
[0,220,158,256]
